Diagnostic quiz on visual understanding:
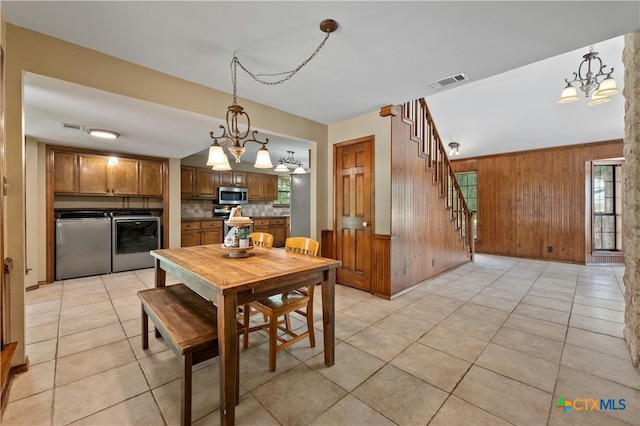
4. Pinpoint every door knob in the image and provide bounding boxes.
[362,221,369,228]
